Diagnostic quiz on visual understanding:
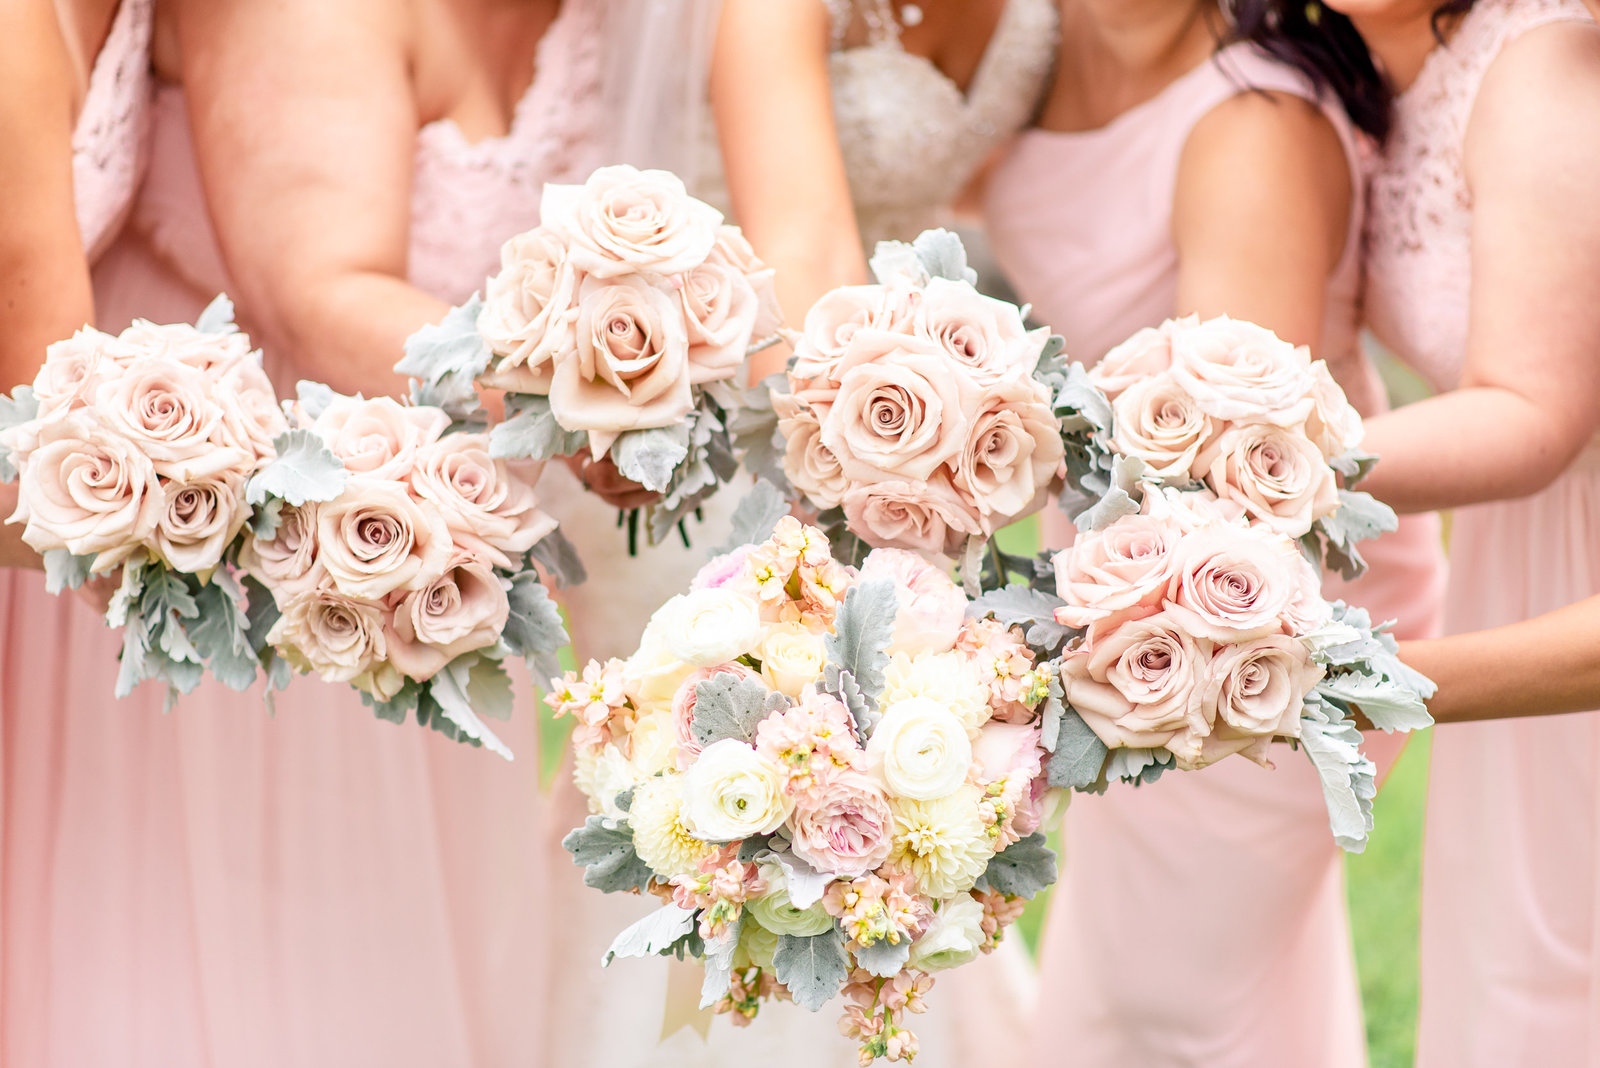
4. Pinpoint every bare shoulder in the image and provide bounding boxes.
[0,0,73,107]
[1467,17,1600,177]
